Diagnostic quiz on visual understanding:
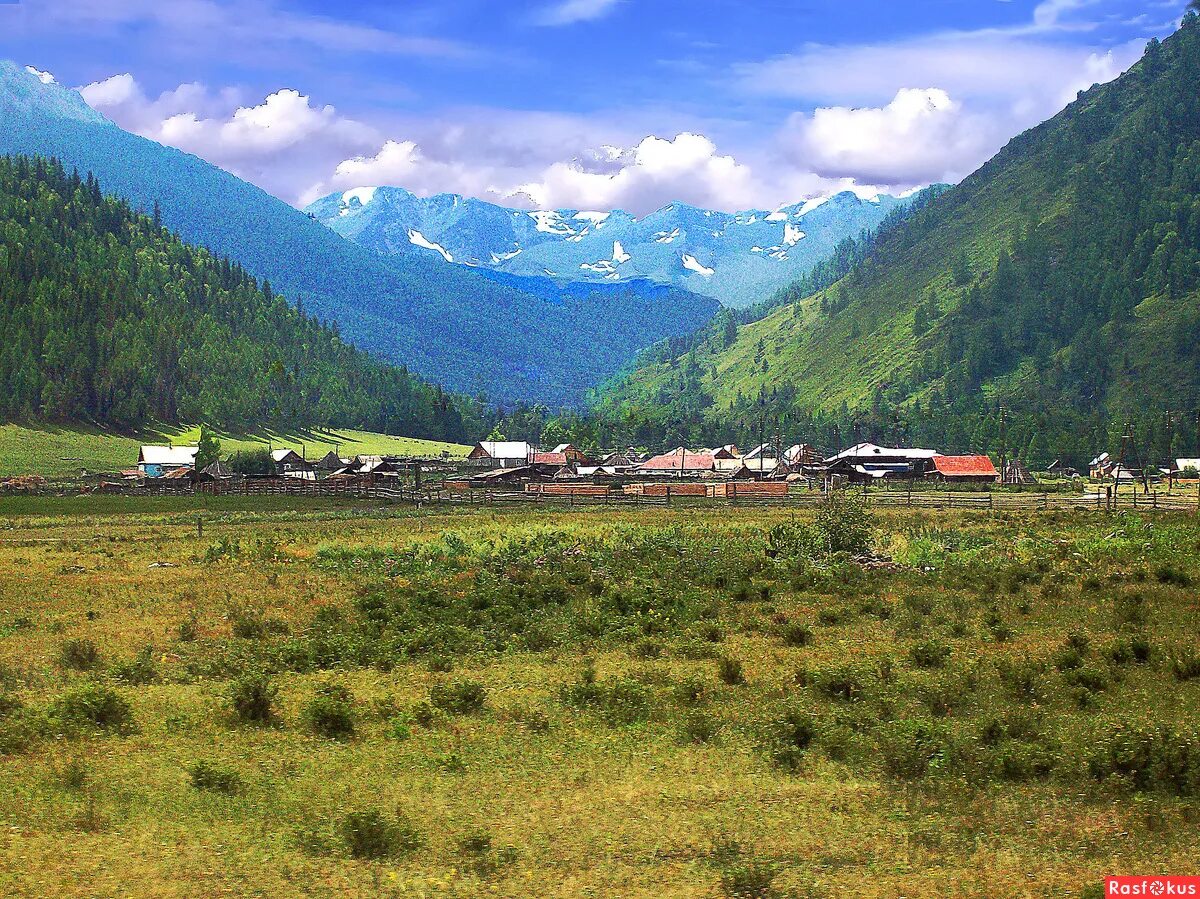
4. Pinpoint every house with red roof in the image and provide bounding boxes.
[928,455,999,483]
[637,448,717,477]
